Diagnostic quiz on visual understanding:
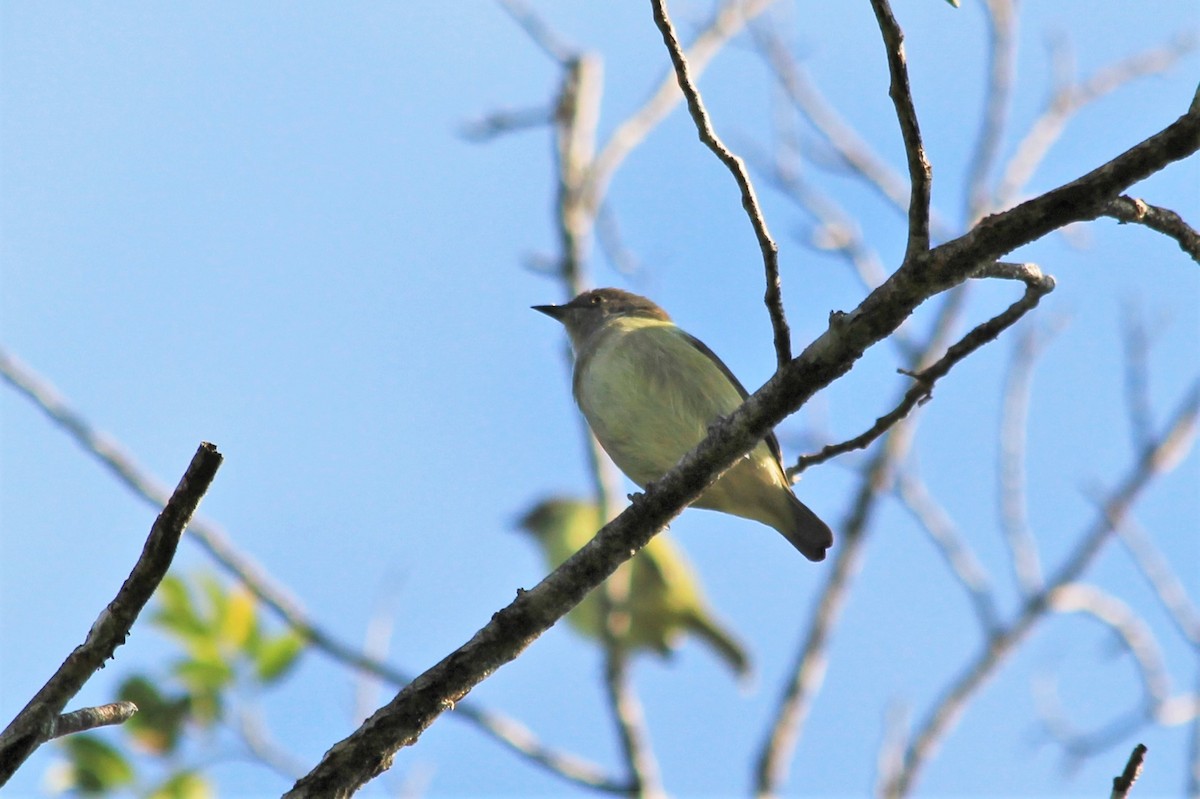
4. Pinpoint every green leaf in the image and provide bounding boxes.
[118,675,190,755]
[148,770,213,799]
[152,576,208,642]
[173,656,235,694]
[59,734,134,794]
[253,631,306,683]
[218,584,257,650]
